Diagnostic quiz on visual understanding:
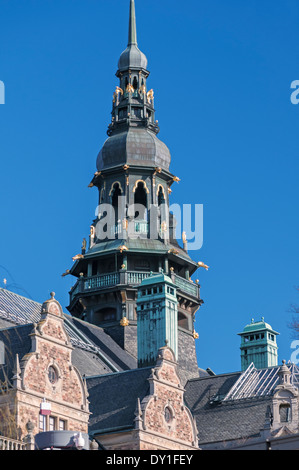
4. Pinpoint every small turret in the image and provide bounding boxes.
[137,272,178,368]
[238,317,279,371]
